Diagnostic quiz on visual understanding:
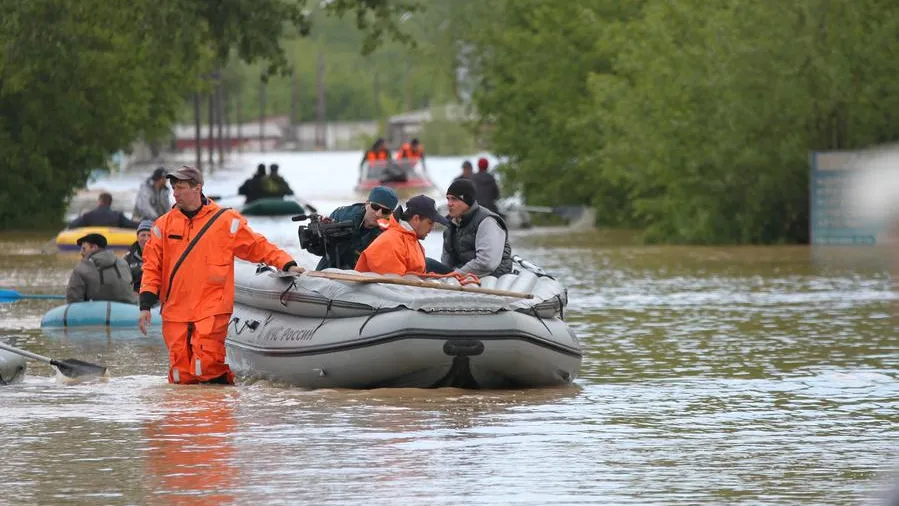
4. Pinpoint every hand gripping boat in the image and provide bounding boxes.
[225,261,582,389]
